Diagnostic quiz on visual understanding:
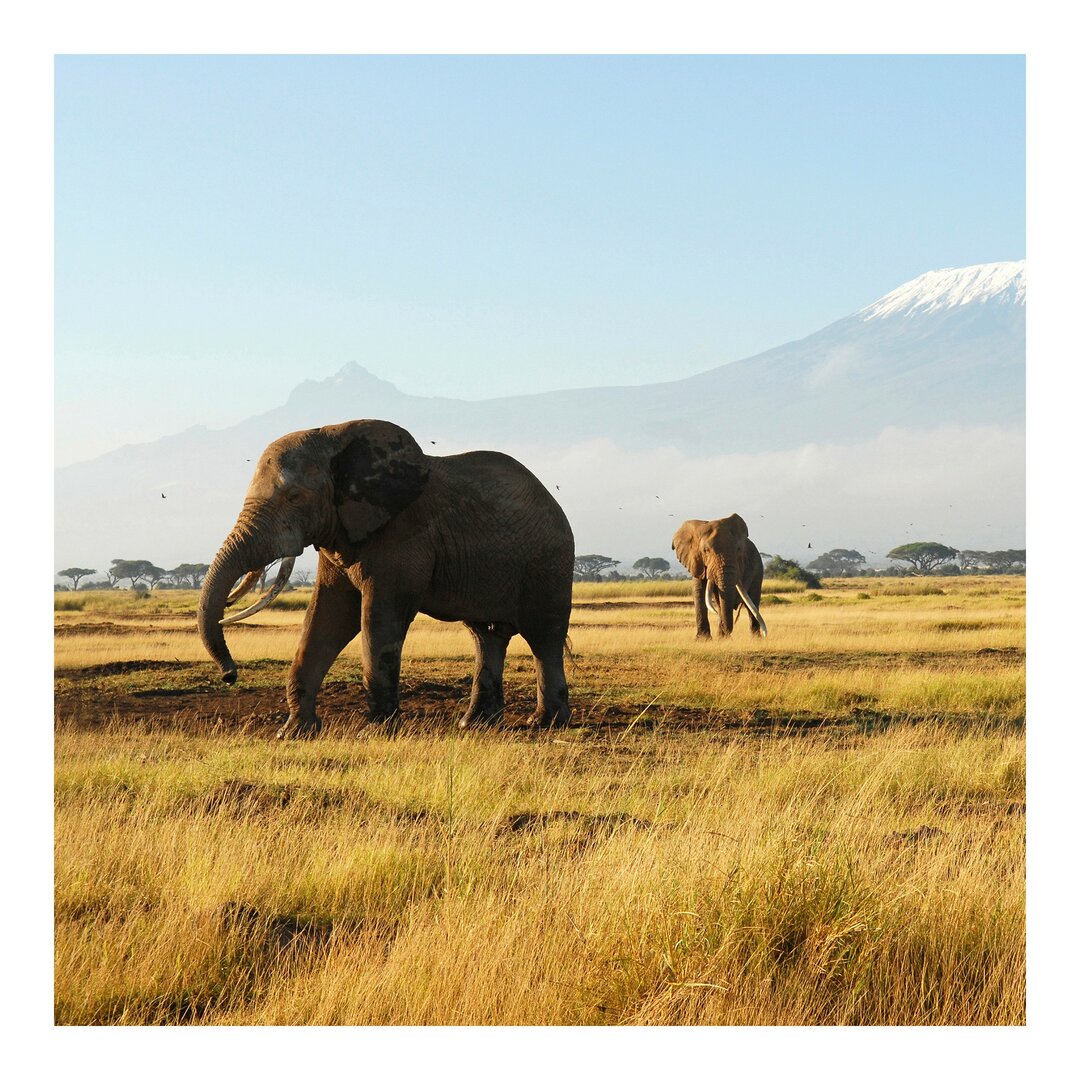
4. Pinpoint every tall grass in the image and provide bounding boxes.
[55,719,1024,1025]
[54,575,1025,1024]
